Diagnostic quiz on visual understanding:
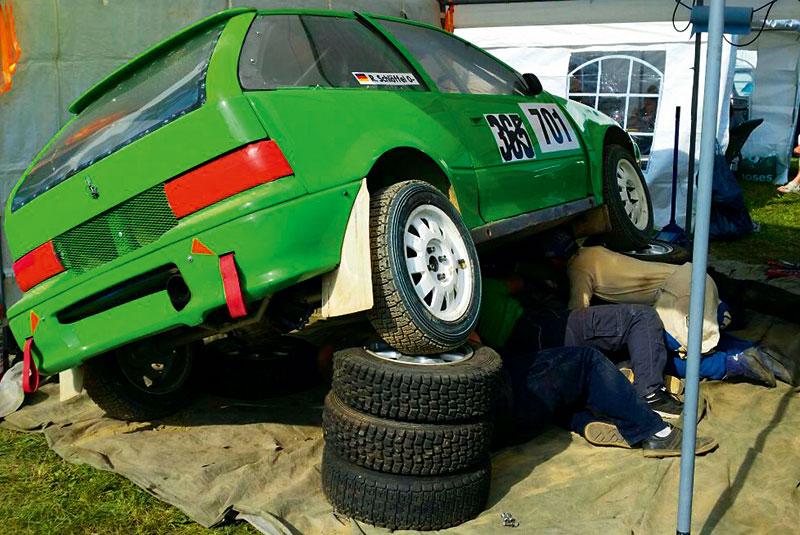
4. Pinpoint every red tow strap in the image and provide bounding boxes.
[219,253,247,319]
[22,338,39,393]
